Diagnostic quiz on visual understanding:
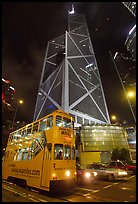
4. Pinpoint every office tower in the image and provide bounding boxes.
[33,13,110,126]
